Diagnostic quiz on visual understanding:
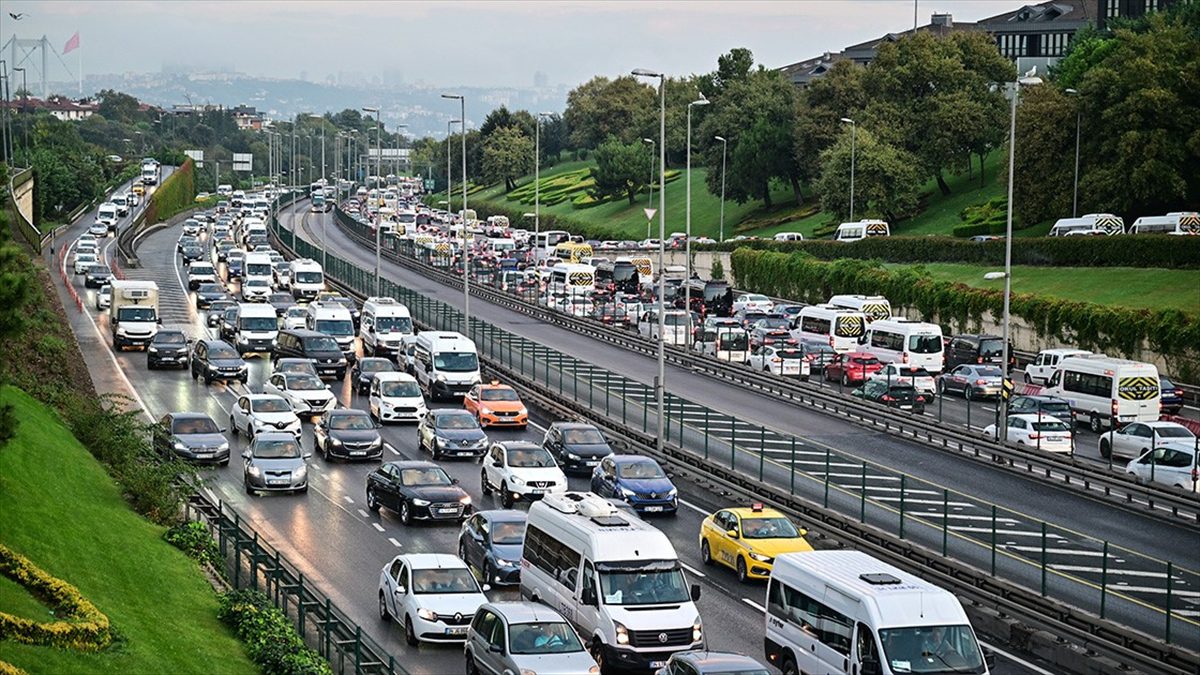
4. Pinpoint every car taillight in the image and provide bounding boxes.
[1028,433,1041,440]
[901,352,909,363]
[1111,399,1119,417]
[975,379,988,385]
[828,336,835,347]
[1192,467,1199,483]
[764,338,775,345]
[881,395,895,402]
